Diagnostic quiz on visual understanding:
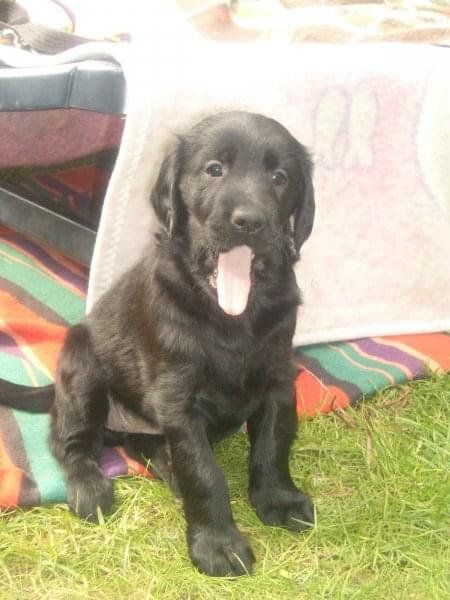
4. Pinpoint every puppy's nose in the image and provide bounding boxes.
[231,208,265,234]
